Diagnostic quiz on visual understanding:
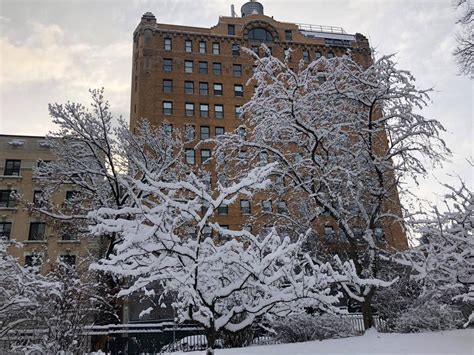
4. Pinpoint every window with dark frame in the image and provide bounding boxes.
[315,51,322,59]
[0,190,15,208]
[215,127,225,136]
[184,60,194,73]
[324,226,335,242]
[214,104,224,118]
[28,222,46,241]
[163,79,173,93]
[163,101,173,115]
[218,203,228,215]
[0,222,12,240]
[163,124,173,136]
[199,61,208,74]
[232,43,240,56]
[228,24,235,35]
[201,149,211,164]
[25,254,41,268]
[185,103,195,116]
[240,200,251,214]
[248,28,273,42]
[327,52,335,58]
[200,104,209,117]
[234,84,243,97]
[185,40,192,53]
[4,160,21,176]
[60,255,76,267]
[185,81,194,94]
[277,201,288,214]
[238,127,246,139]
[375,227,385,242]
[234,105,242,118]
[164,38,172,51]
[262,200,272,213]
[33,190,44,207]
[199,82,209,95]
[200,126,210,140]
[163,58,173,72]
[202,225,213,238]
[214,83,223,95]
[199,41,206,54]
[212,42,220,54]
[285,30,292,41]
[303,50,310,62]
[185,149,195,164]
[233,64,242,77]
[213,62,222,75]
[185,125,195,141]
